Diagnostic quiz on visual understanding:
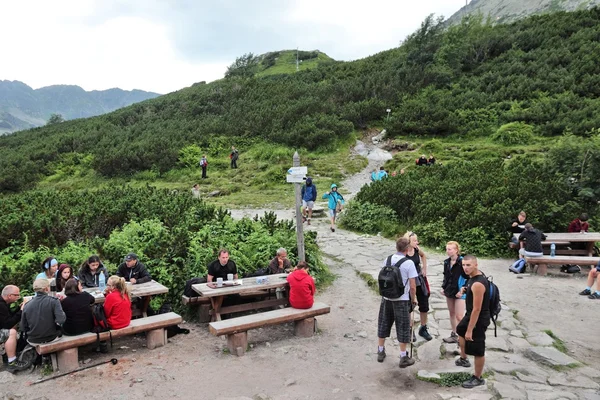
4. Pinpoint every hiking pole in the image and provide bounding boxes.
[29,358,118,385]
[410,306,416,359]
